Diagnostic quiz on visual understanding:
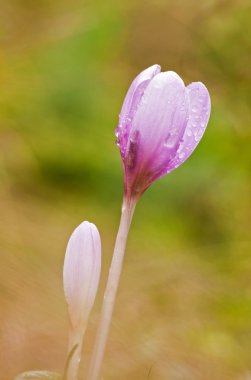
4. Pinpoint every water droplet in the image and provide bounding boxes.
[164,140,173,148]
[164,133,175,148]
[178,152,185,159]
[198,129,204,138]
[125,116,132,124]
[195,135,200,142]
[177,138,185,152]
[191,106,197,113]
[170,128,178,136]
[187,129,192,137]
[200,121,206,128]
[178,144,184,151]
[192,122,197,128]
